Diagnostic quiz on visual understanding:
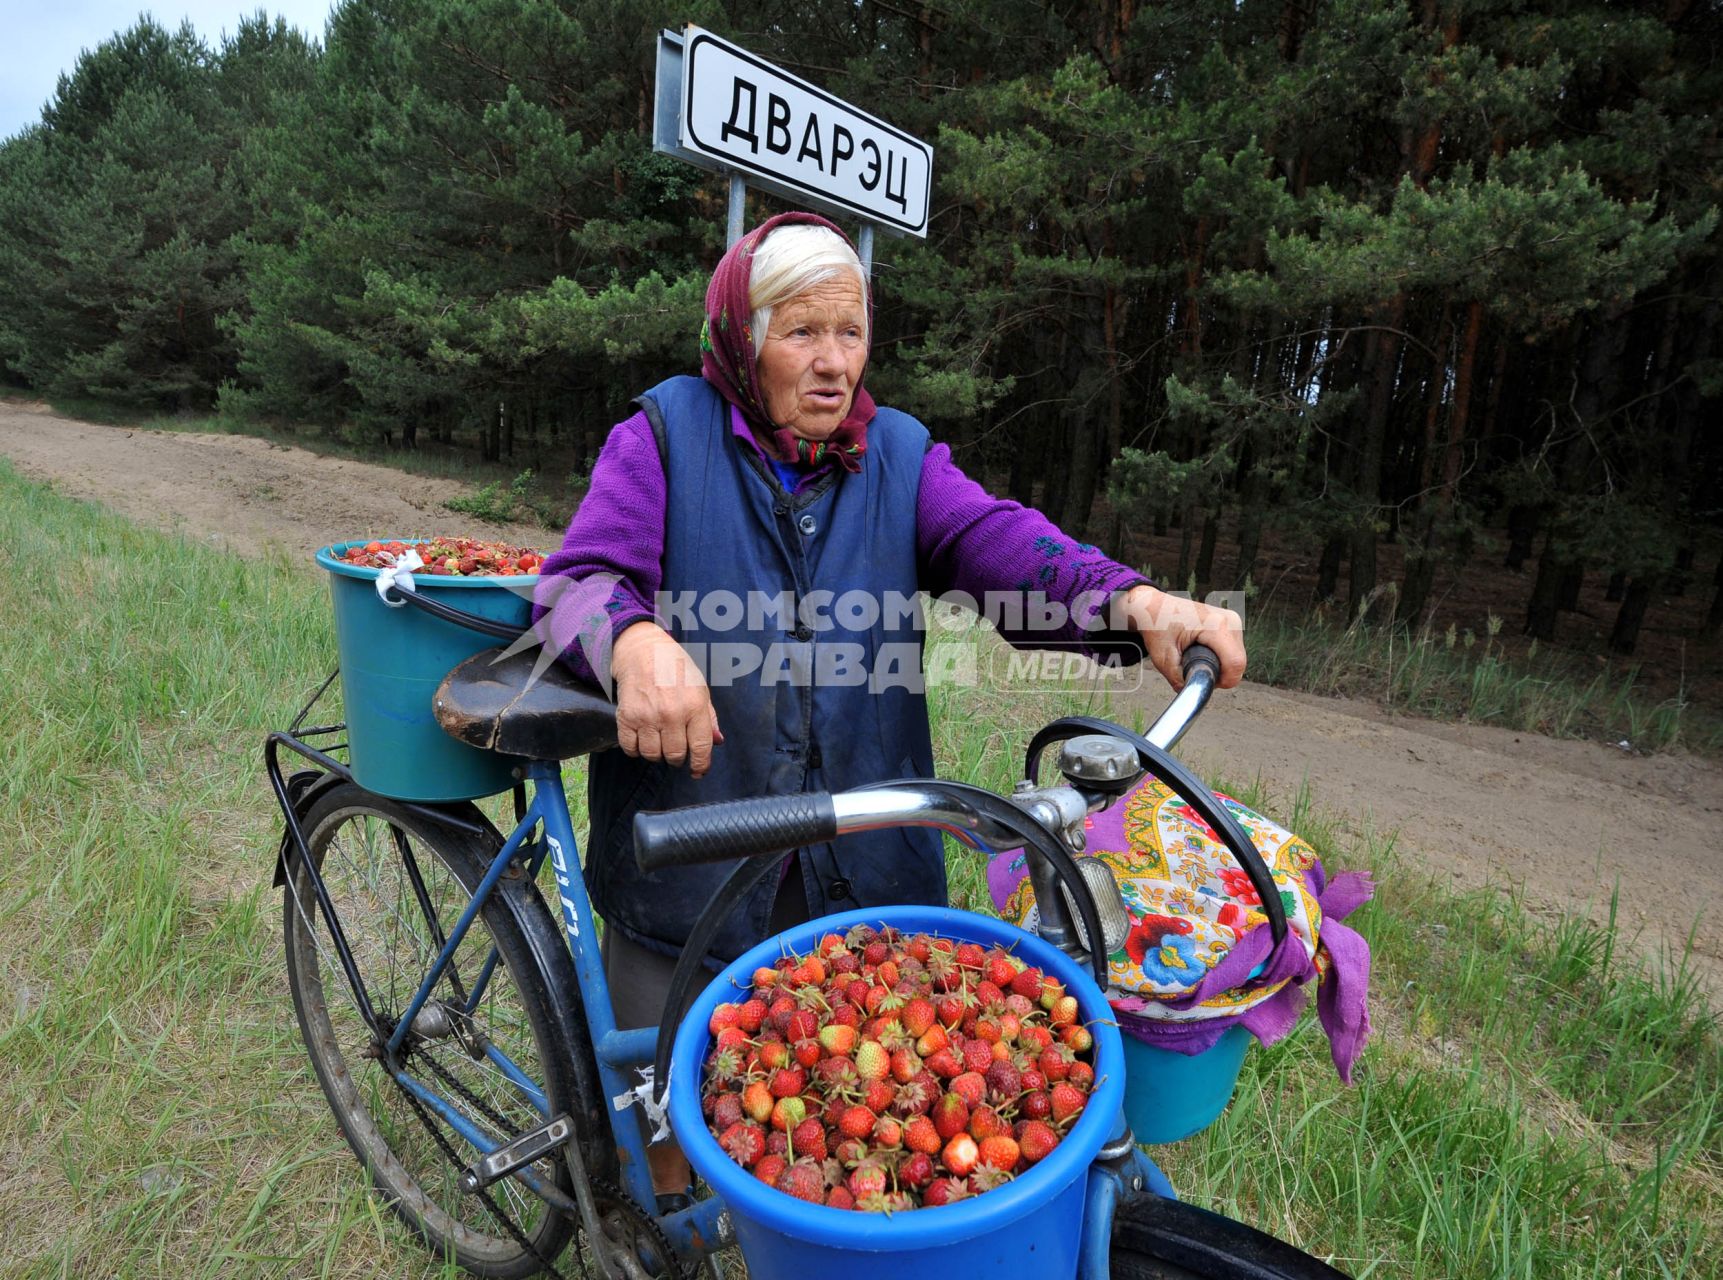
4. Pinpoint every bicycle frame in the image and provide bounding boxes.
[270,739,1181,1278]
